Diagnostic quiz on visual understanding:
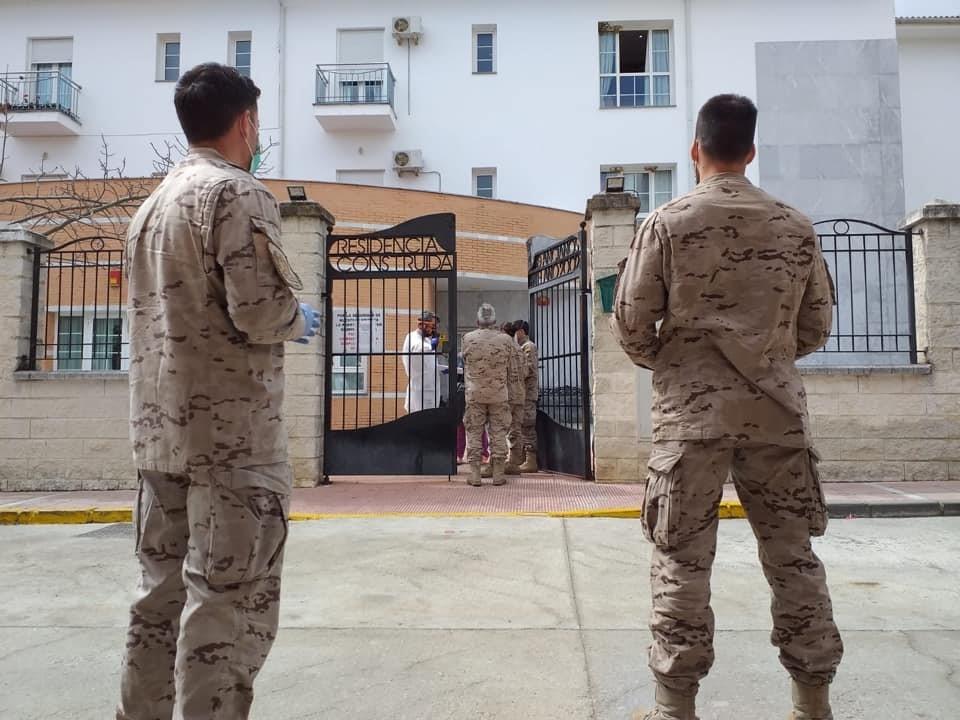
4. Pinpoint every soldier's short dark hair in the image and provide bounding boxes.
[501,321,516,336]
[174,63,261,143]
[515,320,530,336]
[695,94,757,164]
